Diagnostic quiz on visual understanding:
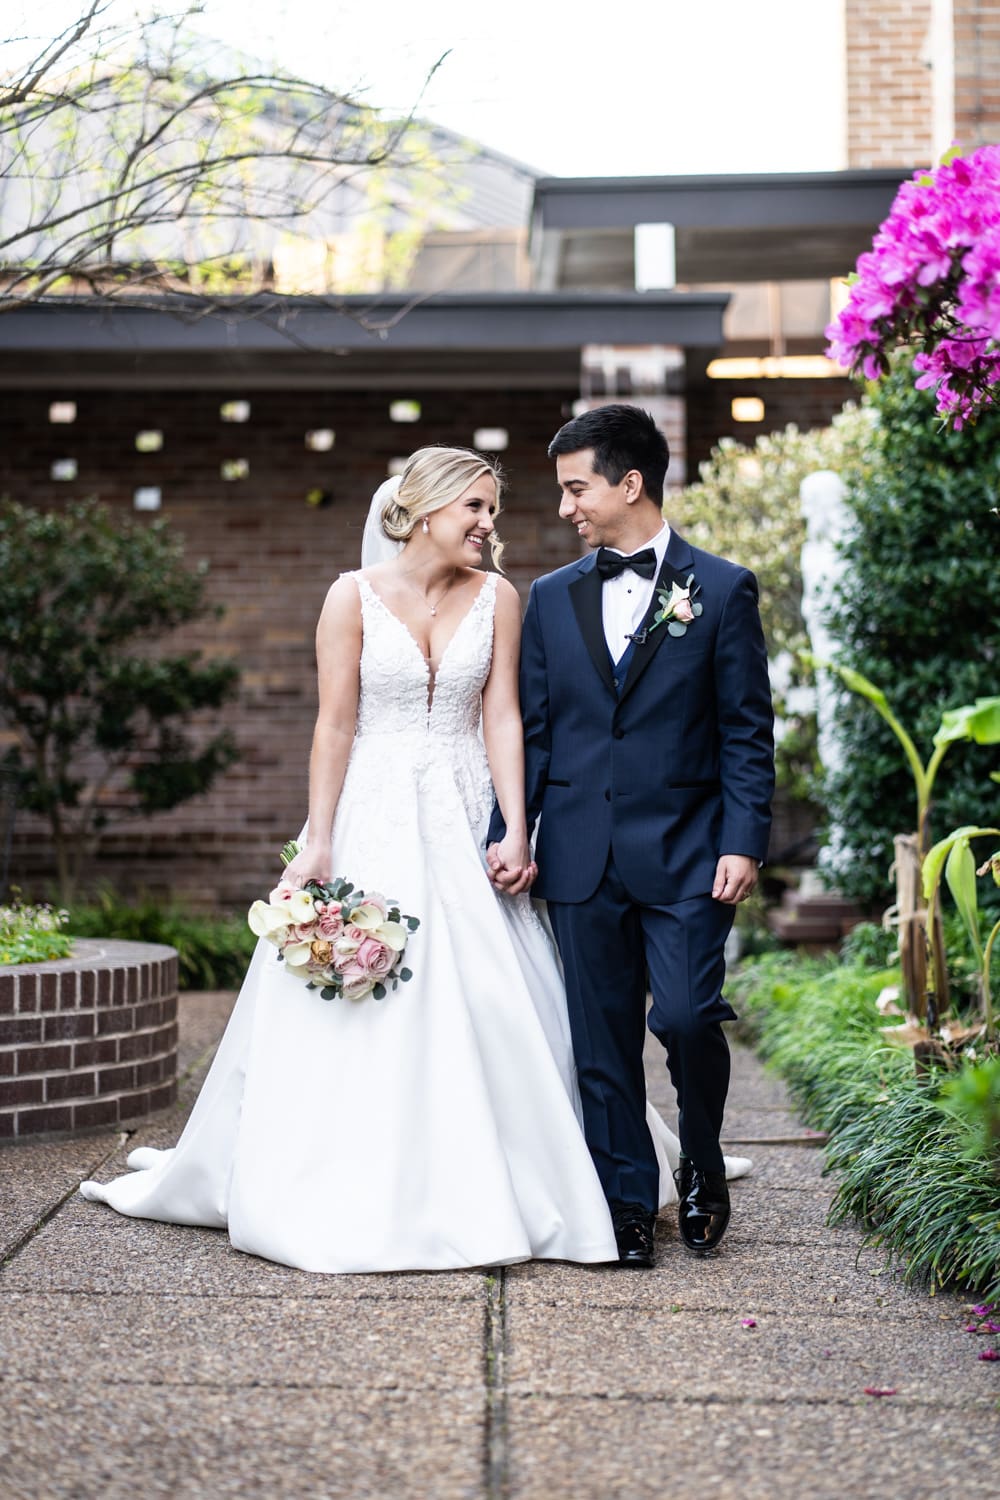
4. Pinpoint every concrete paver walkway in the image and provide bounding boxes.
[1,991,997,1498]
